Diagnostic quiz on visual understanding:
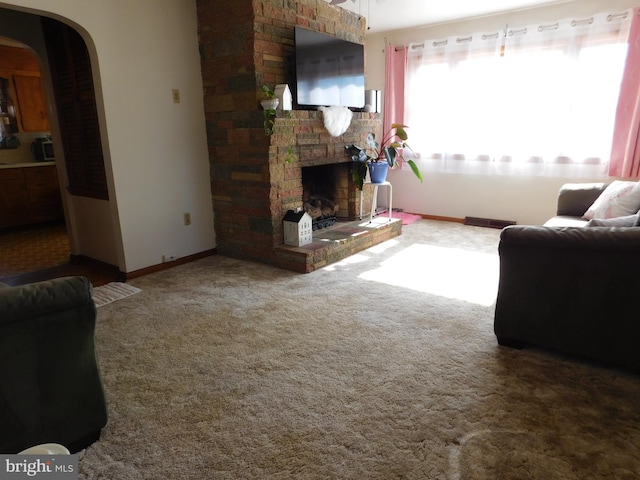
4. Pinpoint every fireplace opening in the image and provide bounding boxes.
[302,163,350,230]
